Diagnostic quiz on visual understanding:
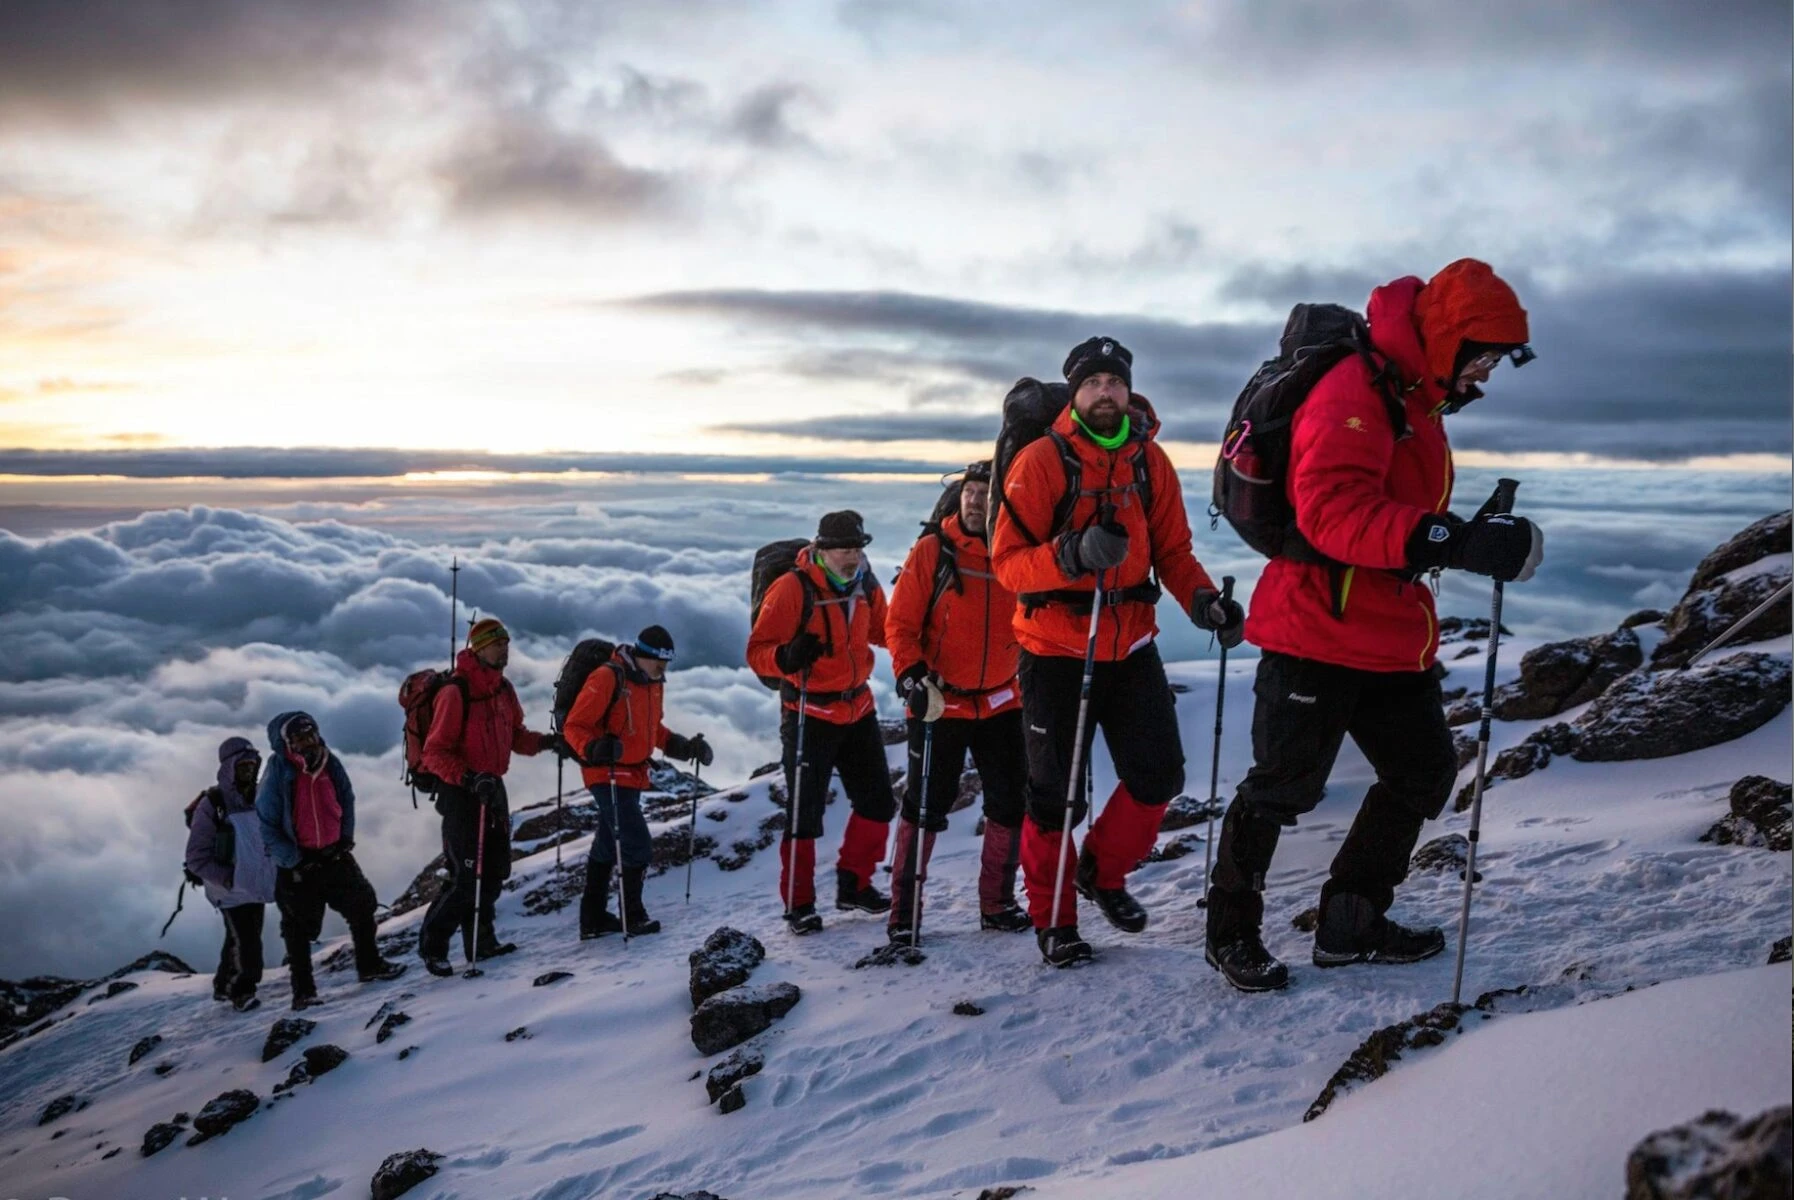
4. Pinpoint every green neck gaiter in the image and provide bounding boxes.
[816,552,860,592]
[1073,410,1131,451]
